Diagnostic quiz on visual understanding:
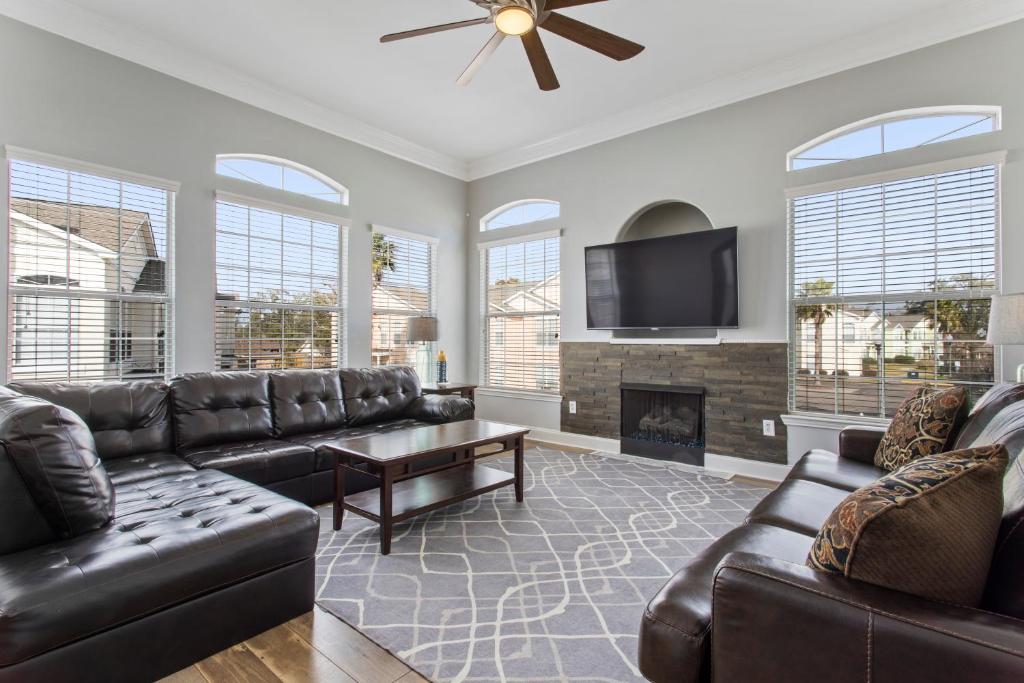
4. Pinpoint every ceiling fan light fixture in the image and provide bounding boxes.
[495,6,536,36]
